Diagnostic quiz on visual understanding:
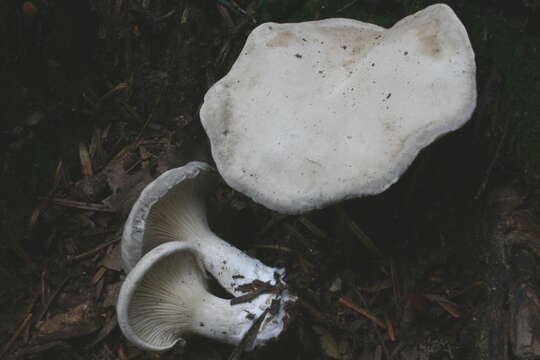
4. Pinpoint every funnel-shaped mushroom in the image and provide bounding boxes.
[121,161,281,296]
[200,4,477,214]
[117,242,284,350]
